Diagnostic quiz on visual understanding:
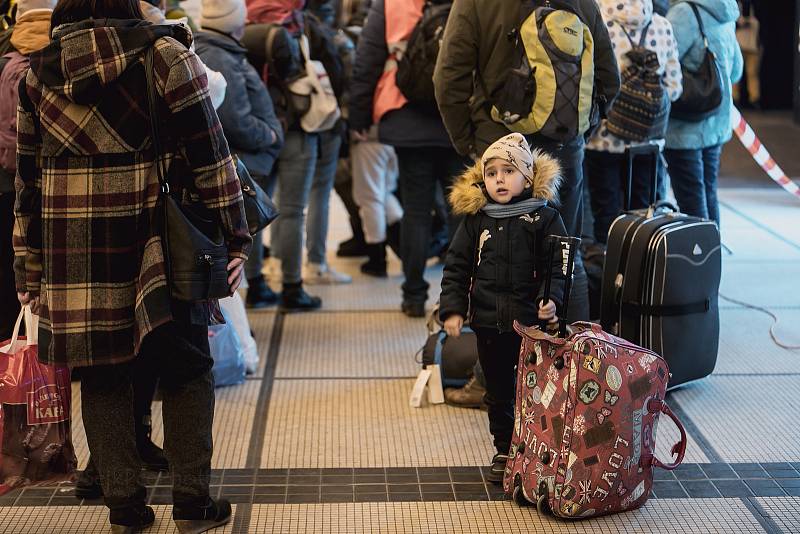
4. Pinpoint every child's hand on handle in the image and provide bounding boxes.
[444,315,464,338]
[538,299,558,324]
